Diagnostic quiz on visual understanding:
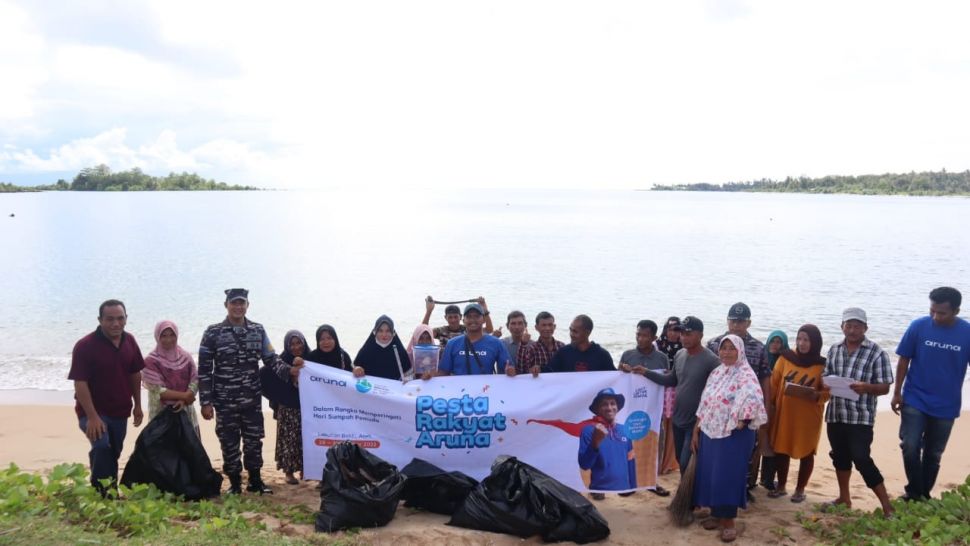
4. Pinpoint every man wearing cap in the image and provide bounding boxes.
[579,388,636,500]
[706,302,772,496]
[822,307,895,516]
[423,296,495,350]
[547,315,615,373]
[642,316,719,473]
[68,299,145,496]
[432,303,513,376]
[199,288,288,495]
[891,286,970,501]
